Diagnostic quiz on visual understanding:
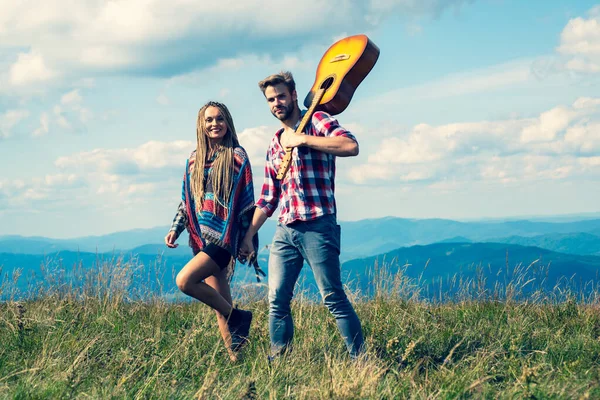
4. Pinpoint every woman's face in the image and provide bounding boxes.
[204,106,228,143]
